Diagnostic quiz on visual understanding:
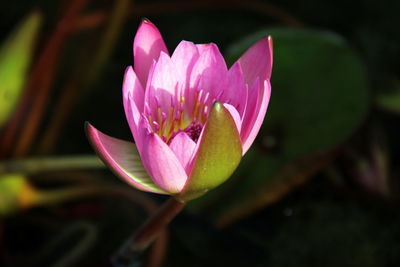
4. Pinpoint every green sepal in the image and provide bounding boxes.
[178,102,242,201]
